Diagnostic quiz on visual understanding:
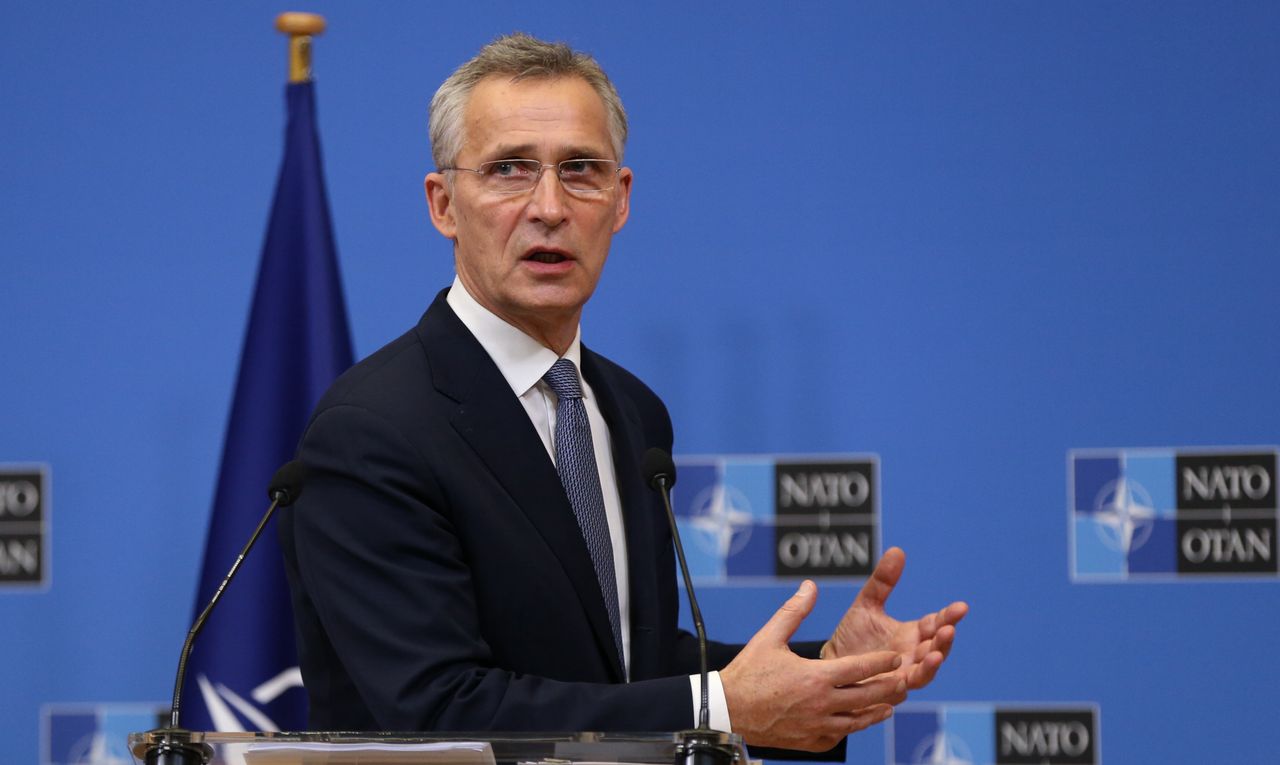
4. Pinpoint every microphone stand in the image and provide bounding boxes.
[647,452,738,765]
[138,461,306,765]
